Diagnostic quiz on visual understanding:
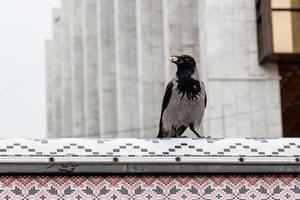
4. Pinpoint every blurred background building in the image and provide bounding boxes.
[45,0,300,138]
